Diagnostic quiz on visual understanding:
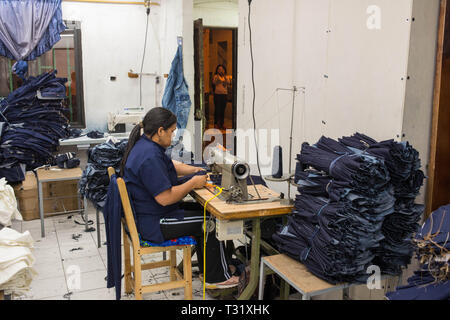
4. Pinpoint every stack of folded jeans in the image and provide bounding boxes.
[273,135,394,284]
[386,205,449,300]
[79,139,128,210]
[339,133,425,275]
[0,70,69,183]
